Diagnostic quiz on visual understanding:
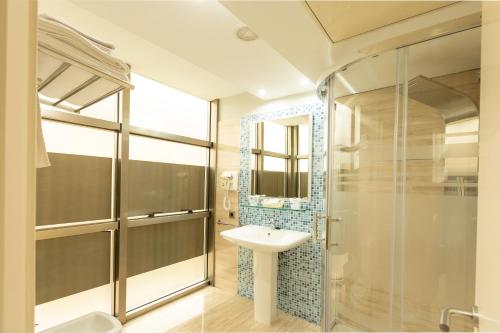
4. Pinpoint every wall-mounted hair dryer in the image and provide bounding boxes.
[220,171,238,211]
